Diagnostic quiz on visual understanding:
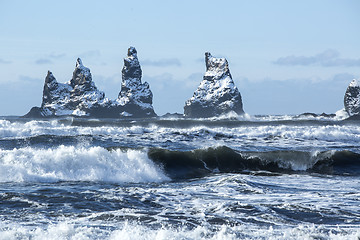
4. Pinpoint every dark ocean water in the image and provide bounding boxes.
[0,115,360,239]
